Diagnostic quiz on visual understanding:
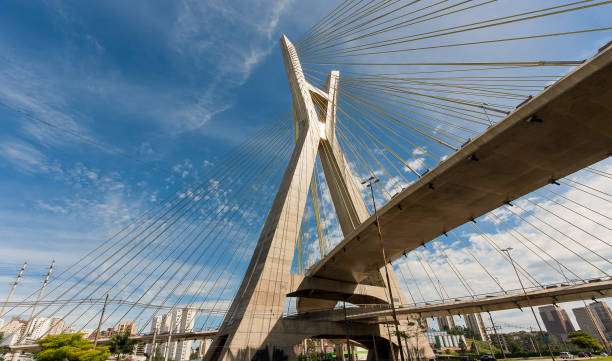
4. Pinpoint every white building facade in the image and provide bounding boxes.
[26,317,65,340]
[146,308,196,361]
